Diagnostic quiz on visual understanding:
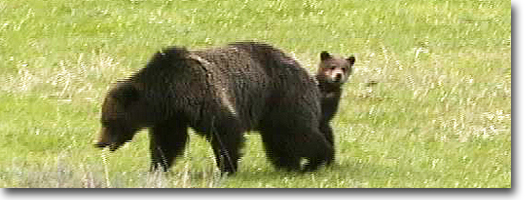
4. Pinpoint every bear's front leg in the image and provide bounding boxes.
[149,120,189,172]
[208,130,244,175]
